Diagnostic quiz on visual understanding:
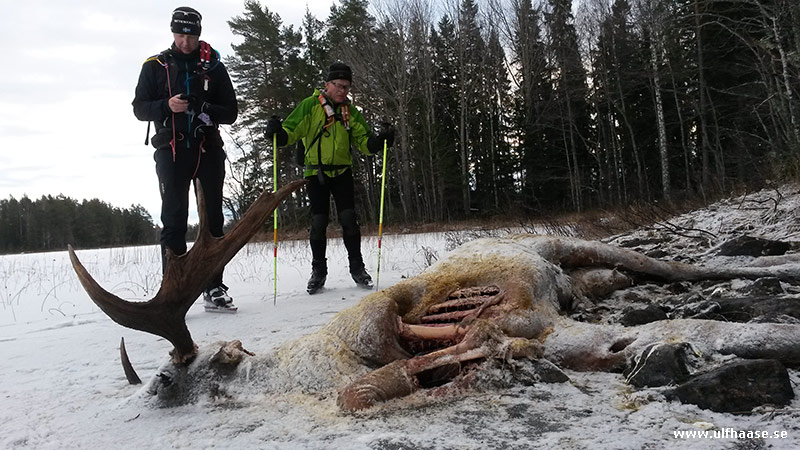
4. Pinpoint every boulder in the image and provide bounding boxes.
[624,343,693,387]
[667,359,794,413]
[716,236,790,257]
[507,359,571,386]
[715,296,800,323]
[620,304,668,326]
[740,277,784,296]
